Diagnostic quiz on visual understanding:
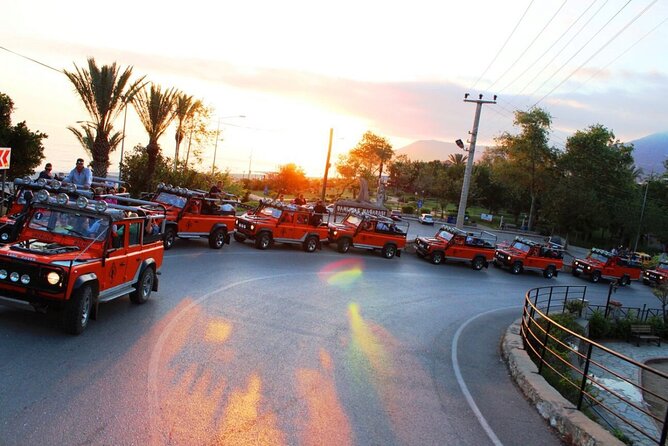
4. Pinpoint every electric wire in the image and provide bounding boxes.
[470,0,535,90]
[531,0,659,108]
[527,0,633,100]
[0,45,63,74]
[566,16,668,95]
[487,0,568,92]
[497,0,599,94]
